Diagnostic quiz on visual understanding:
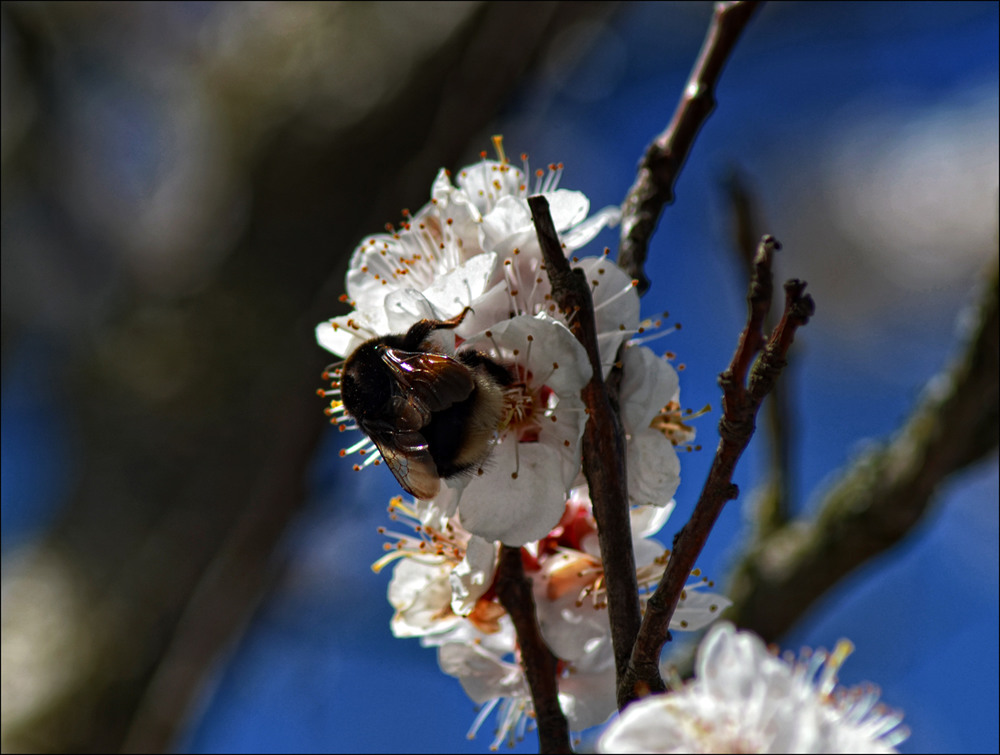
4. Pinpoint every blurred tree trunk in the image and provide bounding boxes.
[0,3,616,752]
